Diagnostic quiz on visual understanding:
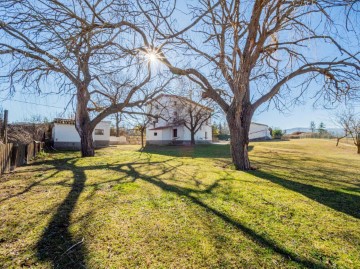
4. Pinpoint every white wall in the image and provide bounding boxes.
[146,129,163,141]
[93,121,111,141]
[53,121,111,142]
[182,125,212,141]
[249,123,271,140]
[109,136,127,144]
[146,95,213,142]
[53,124,81,142]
